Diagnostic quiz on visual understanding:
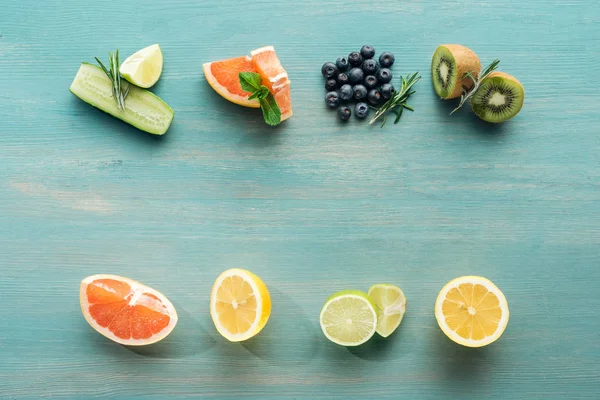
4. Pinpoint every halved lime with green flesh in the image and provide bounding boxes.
[120,44,163,88]
[368,284,406,338]
[319,290,377,346]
